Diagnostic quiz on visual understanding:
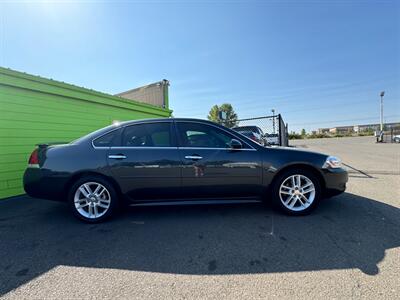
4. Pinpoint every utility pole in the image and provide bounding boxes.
[380,91,385,132]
